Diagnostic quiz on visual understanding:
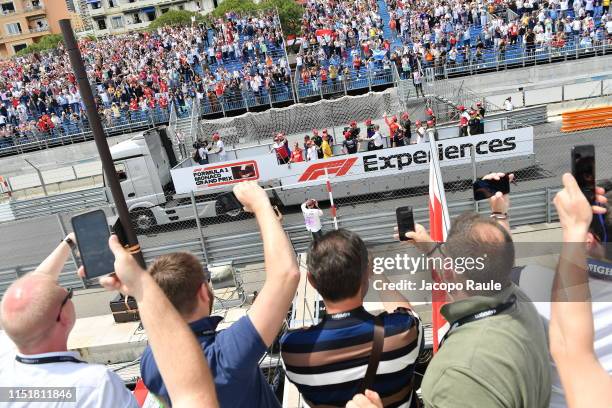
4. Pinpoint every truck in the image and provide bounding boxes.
[108,123,535,231]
